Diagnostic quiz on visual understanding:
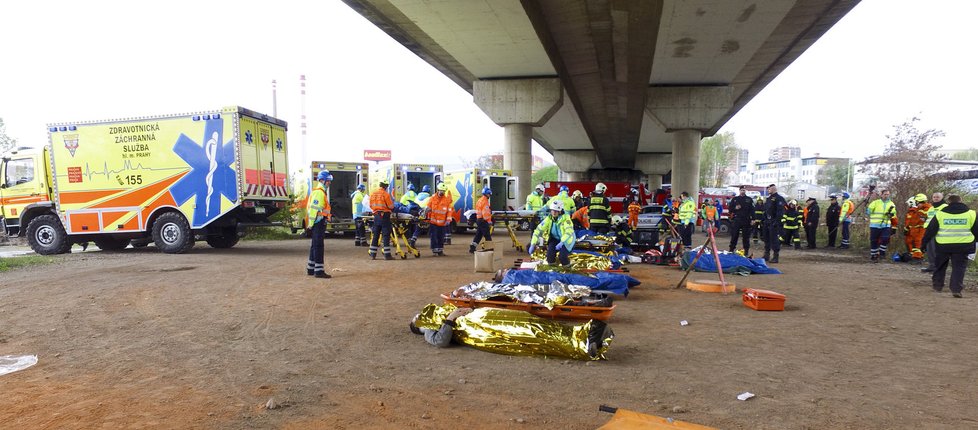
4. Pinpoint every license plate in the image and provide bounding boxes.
[254,206,266,214]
